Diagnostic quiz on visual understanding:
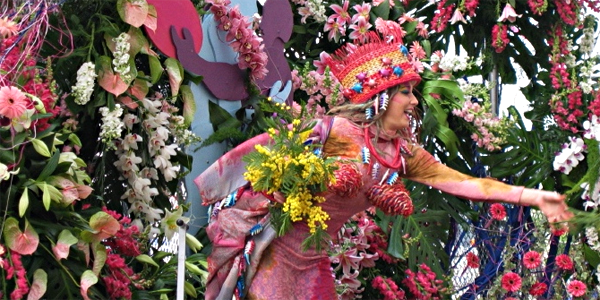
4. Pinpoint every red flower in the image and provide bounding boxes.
[529,282,547,296]
[567,280,587,297]
[522,251,541,269]
[489,203,506,220]
[466,252,479,268]
[501,272,522,292]
[555,254,574,270]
